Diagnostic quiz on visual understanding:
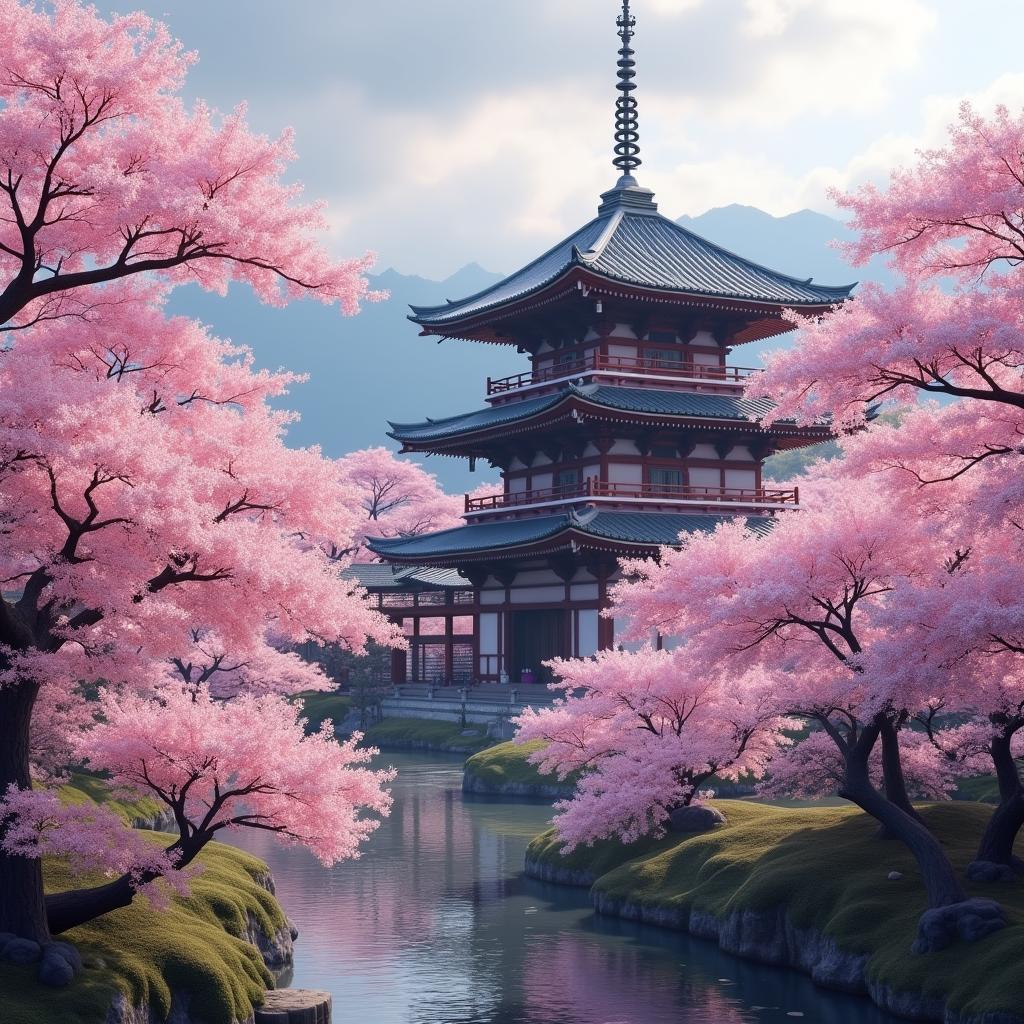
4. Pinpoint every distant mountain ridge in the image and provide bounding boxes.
[168,205,889,491]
